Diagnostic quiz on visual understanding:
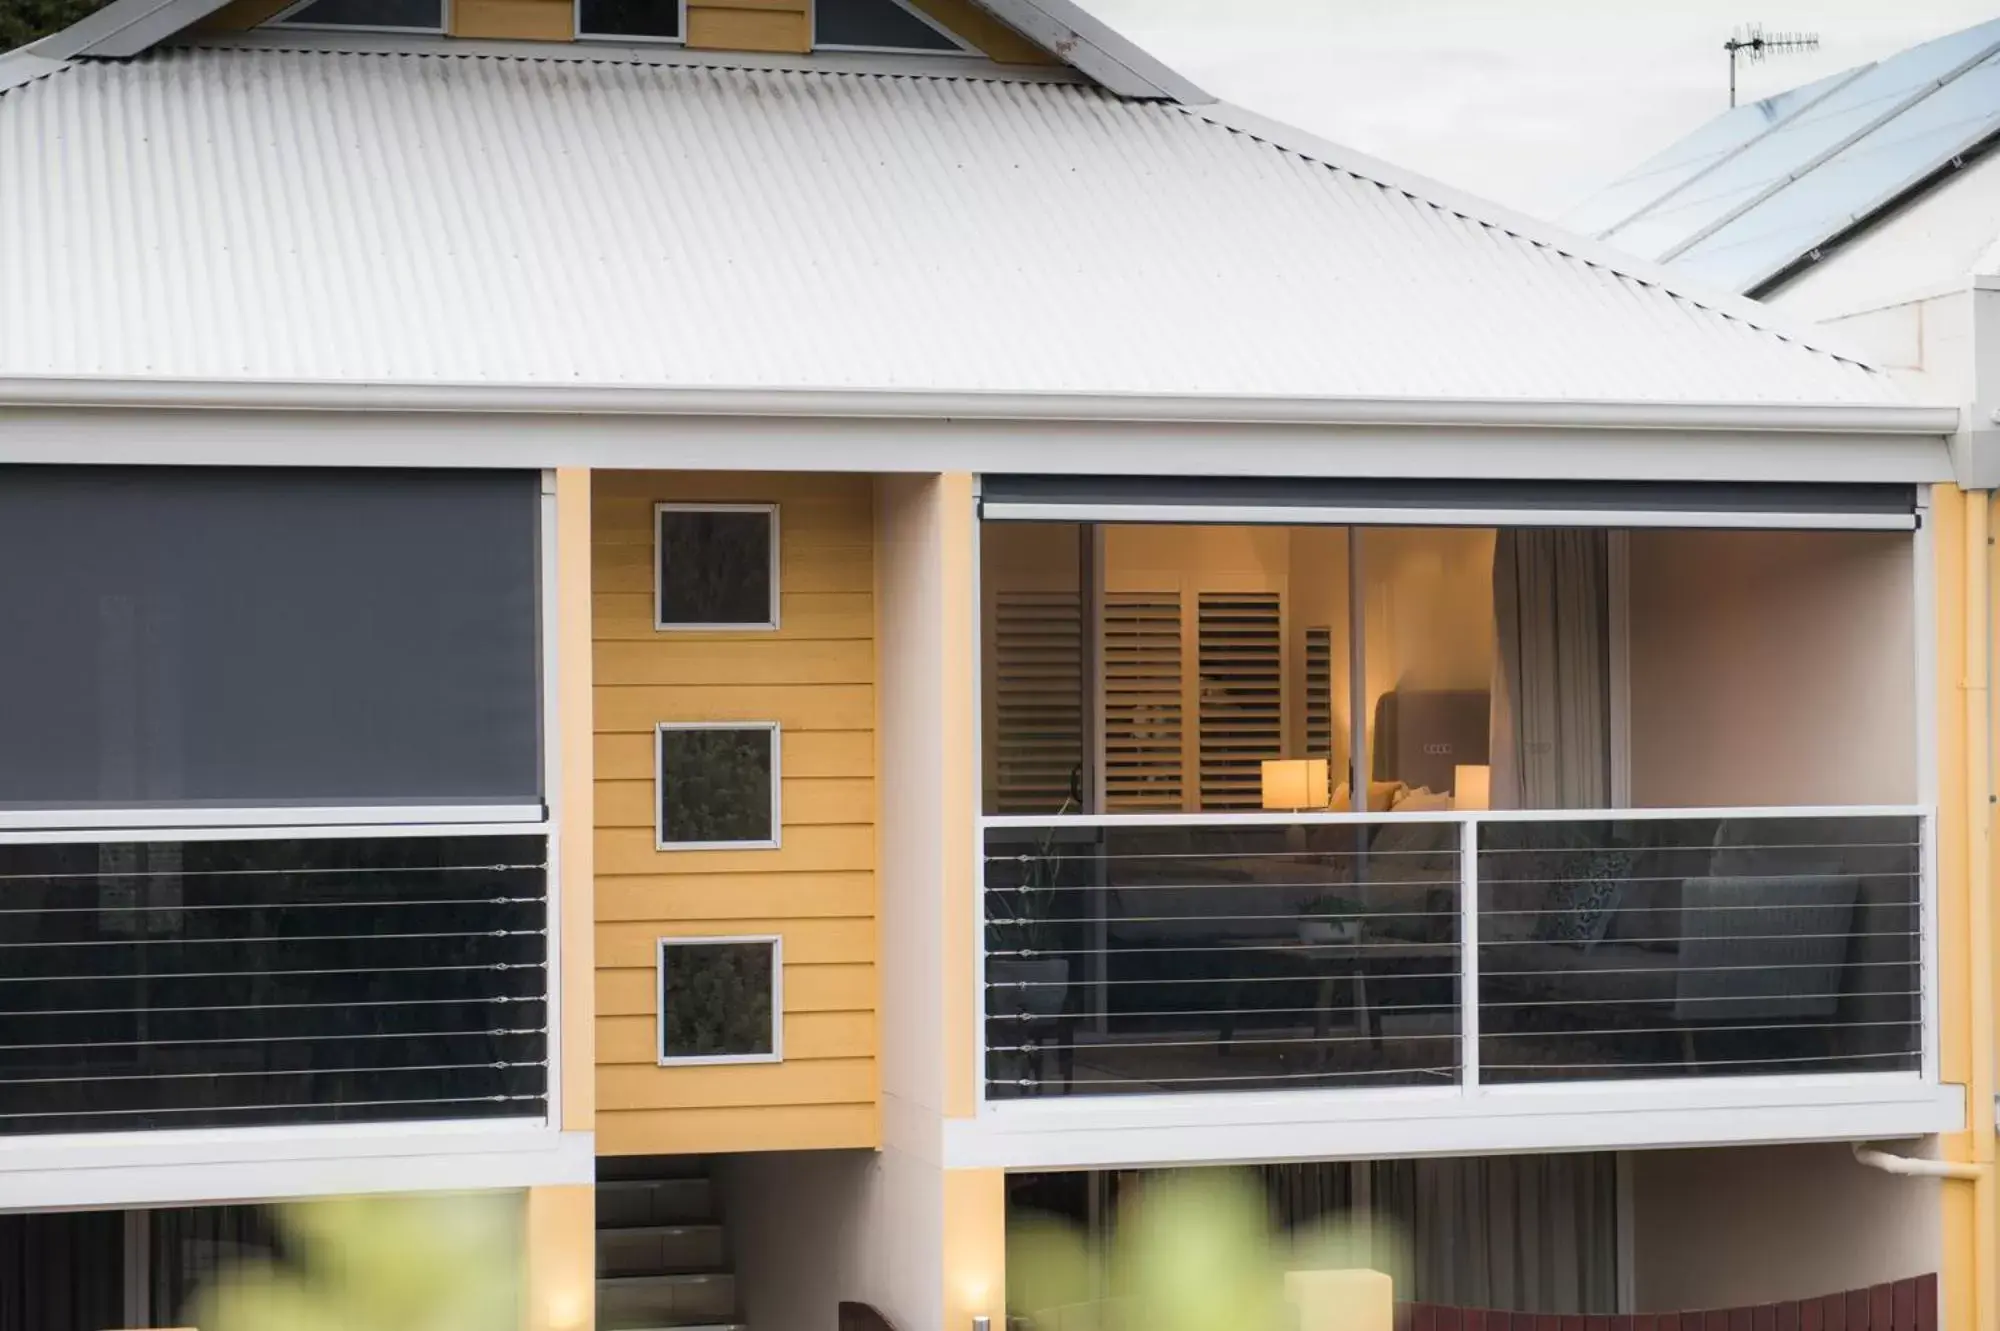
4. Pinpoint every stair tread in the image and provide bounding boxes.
[599,1272,734,1287]
[599,1322,747,1331]
[598,1222,723,1237]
